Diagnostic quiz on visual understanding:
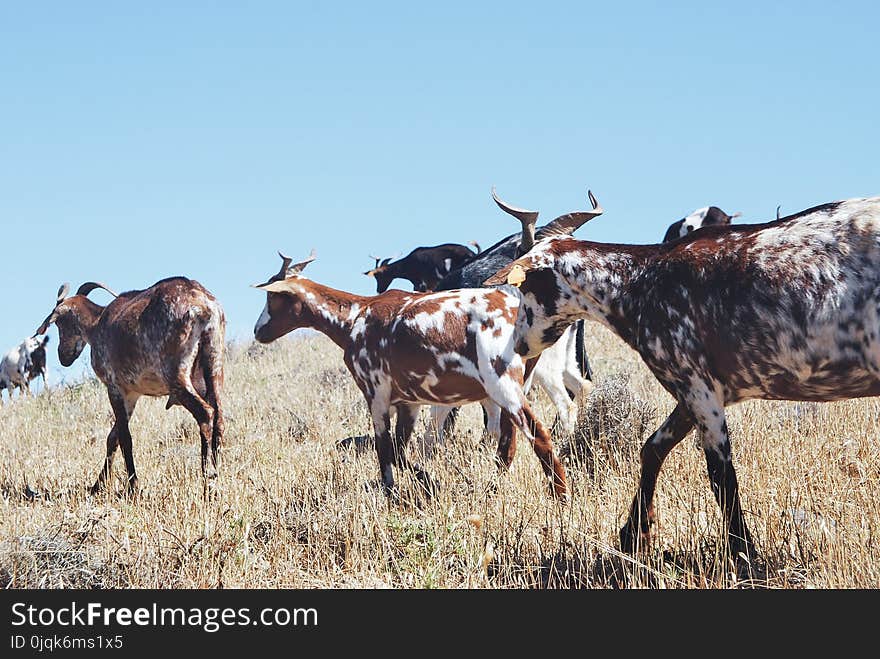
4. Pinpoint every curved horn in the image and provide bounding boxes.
[287,249,317,277]
[538,190,604,239]
[776,205,782,220]
[34,314,54,338]
[364,254,392,277]
[76,282,119,298]
[277,251,294,279]
[468,240,481,254]
[492,186,539,255]
[34,283,70,336]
